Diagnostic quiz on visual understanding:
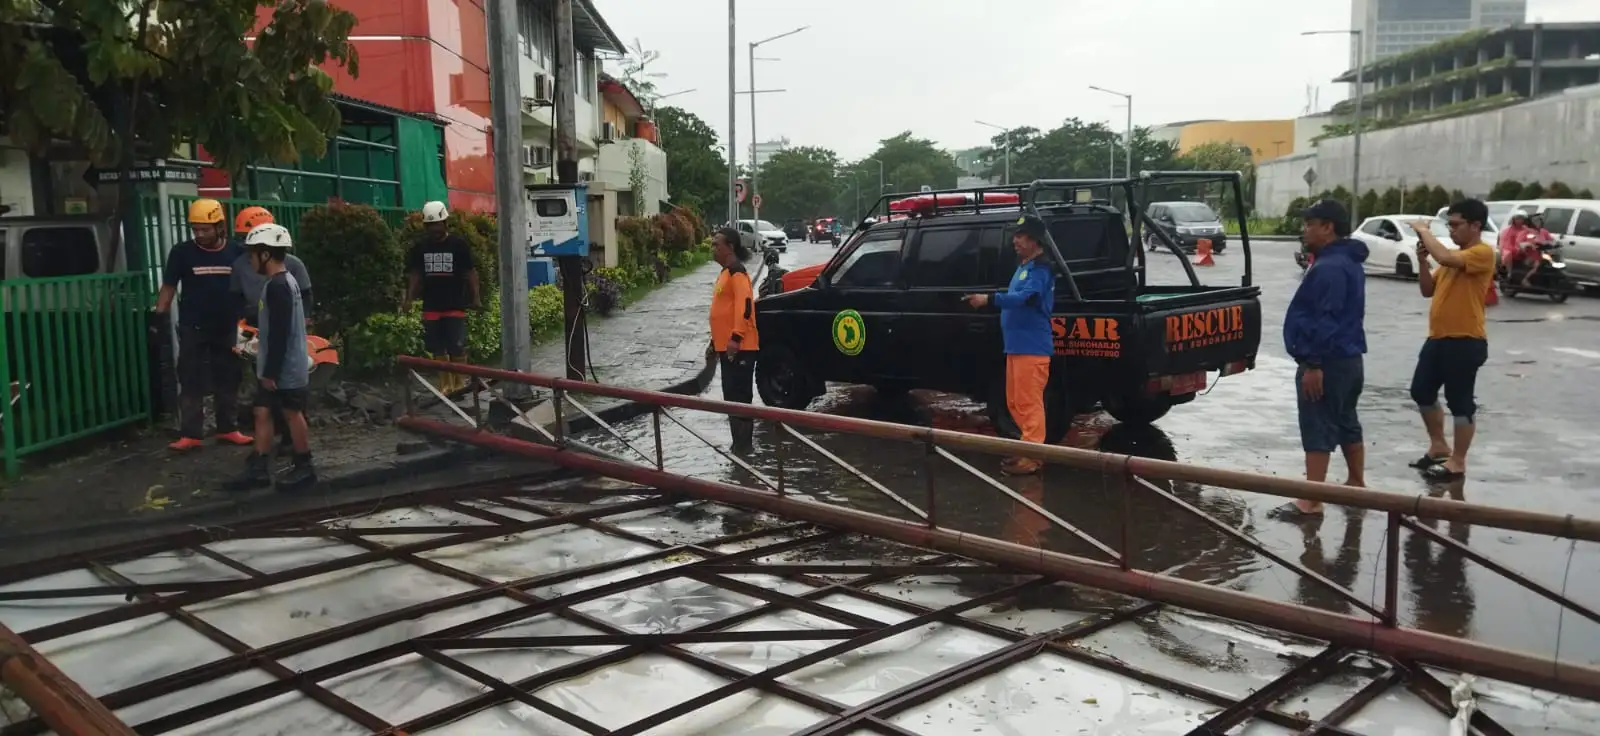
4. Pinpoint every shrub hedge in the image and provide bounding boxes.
[1279,179,1595,235]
